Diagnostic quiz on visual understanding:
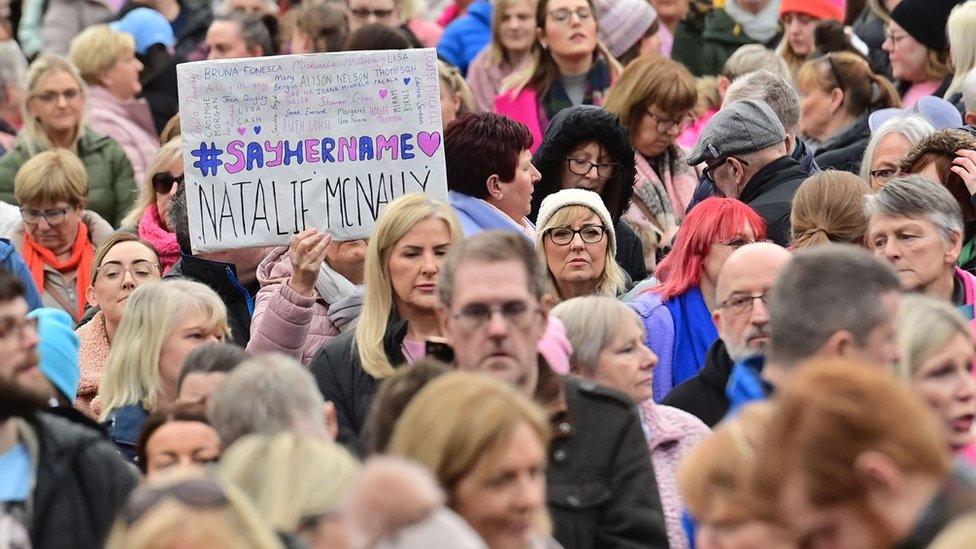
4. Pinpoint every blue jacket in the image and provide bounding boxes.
[104,403,149,464]
[0,238,42,310]
[448,191,534,240]
[437,0,492,75]
[725,354,771,417]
